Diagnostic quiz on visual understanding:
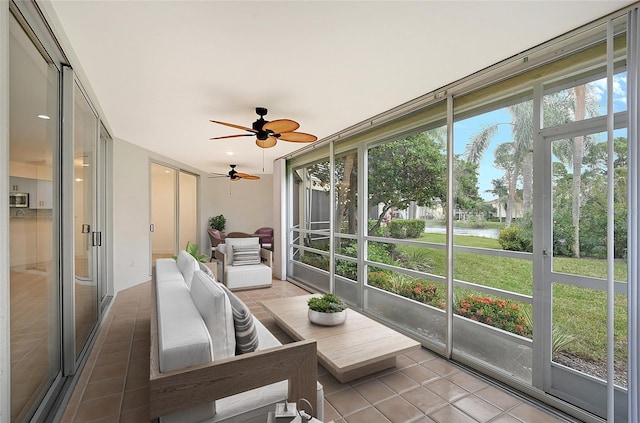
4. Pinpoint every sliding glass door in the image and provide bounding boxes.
[8,4,112,420]
[8,11,62,422]
[150,163,198,267]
